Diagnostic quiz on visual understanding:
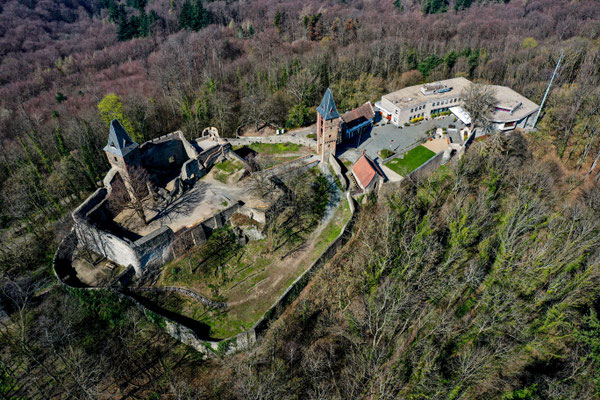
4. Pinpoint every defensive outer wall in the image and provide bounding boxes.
[54,150,449,357]
[53,192,357,358]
